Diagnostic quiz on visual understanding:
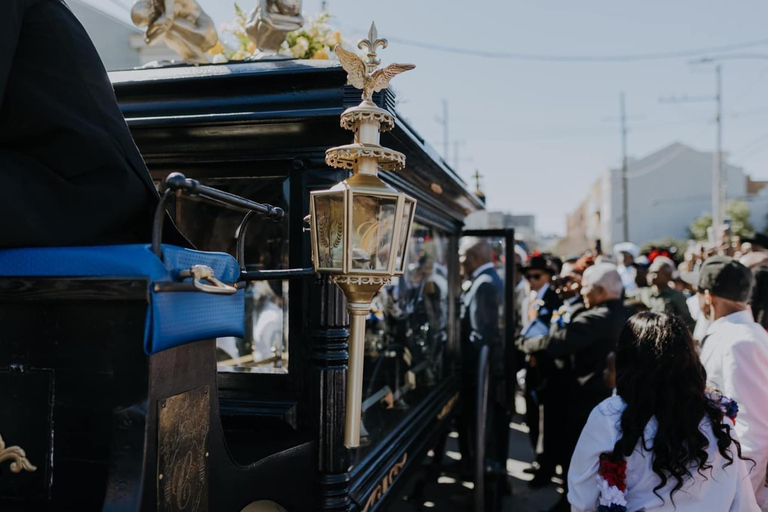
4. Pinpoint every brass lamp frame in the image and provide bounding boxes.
[307,23,416,448]
[308,180,416,277]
